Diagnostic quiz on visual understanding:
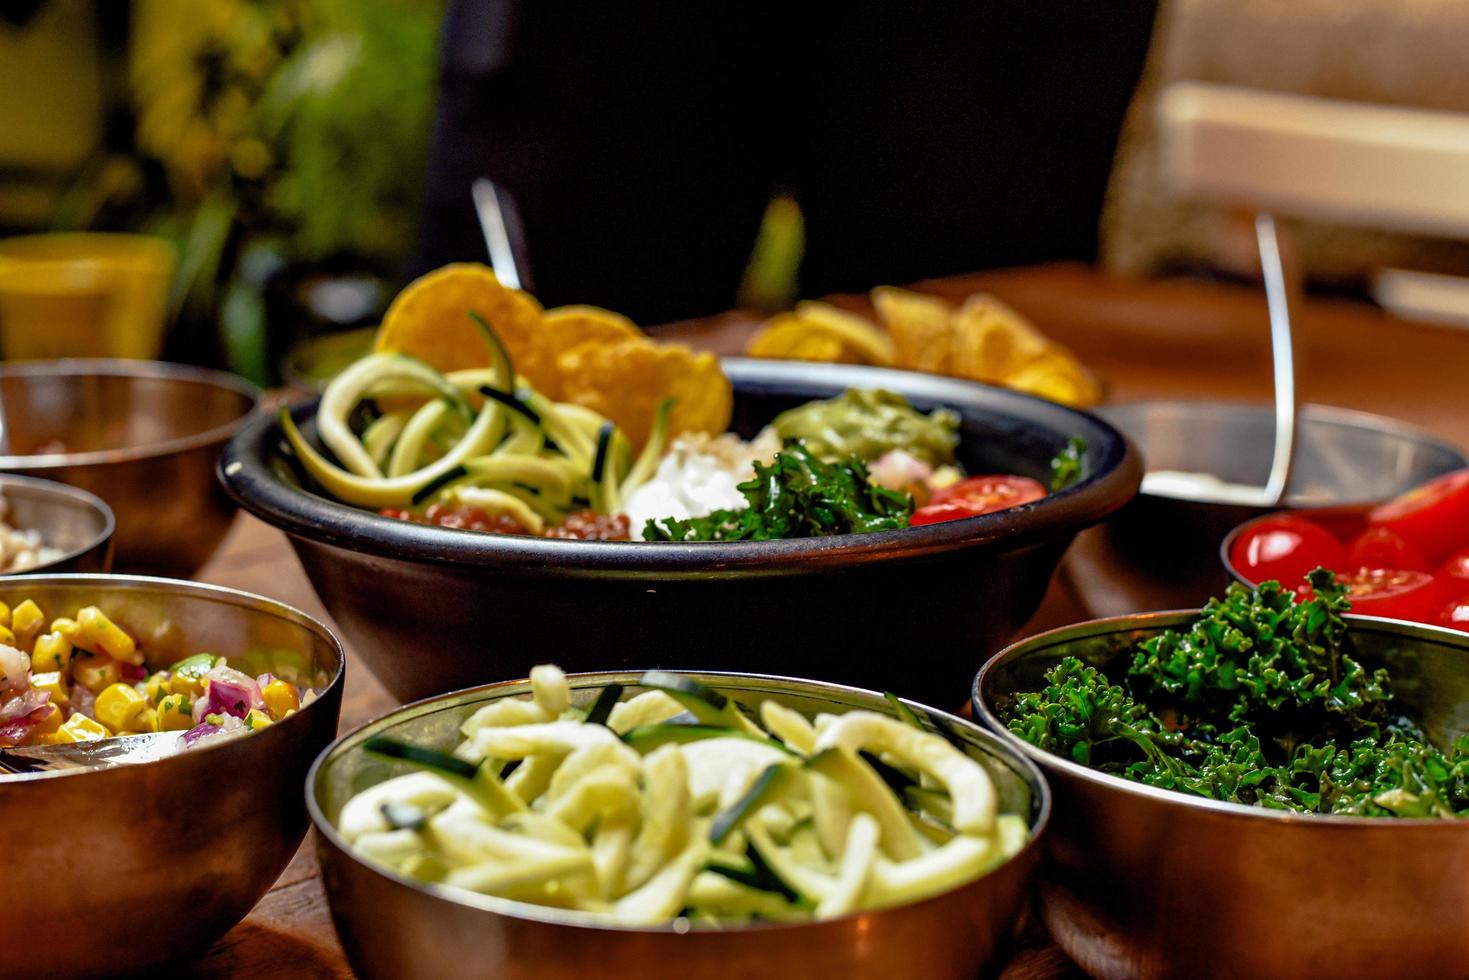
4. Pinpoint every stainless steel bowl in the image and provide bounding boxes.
[0,473,114,573]
[974,612,1469,980]
[1067,400,1467,616]
[0,575,344,978]
[310,671,1050,980]
[0,359,262,577]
